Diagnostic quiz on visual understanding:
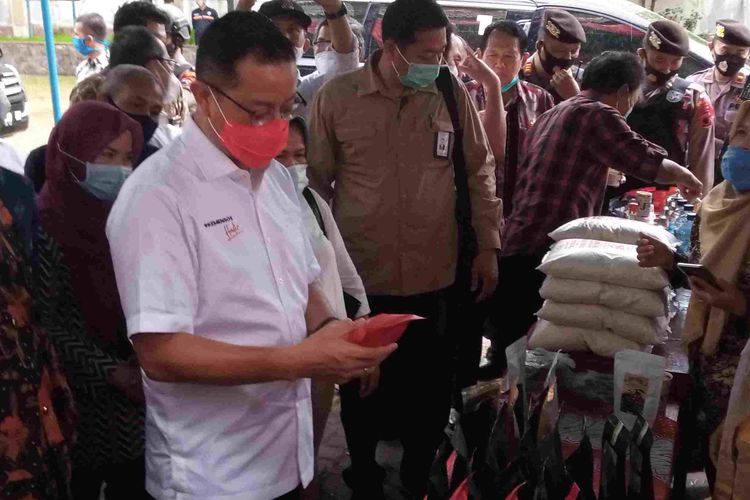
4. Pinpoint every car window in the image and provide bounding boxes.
[526,8,712,78]
[528,9,646,65]
[356,2,533,57]
[442,6,533,50]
